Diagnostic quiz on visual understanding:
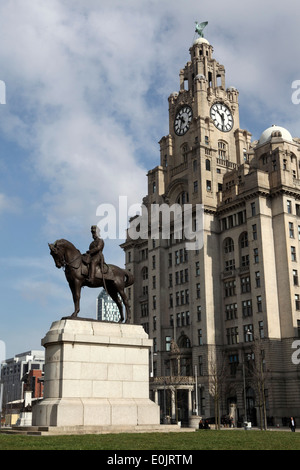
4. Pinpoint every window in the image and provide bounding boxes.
[195,261,200,276]
[153,182,156,193]
[206,180,211,191]
[240,232,248,248]
[255,271,261,288]
[206,159,211,171]
[257,295,262,312]
[152,296,156,310]
[241,255,249,267]
[225,259,235,272]
[218,141,227,159]
[165,336,171,351]
[287,200,292,214]
[254,248,259,263]
[152,276,156,289]
[251,202,256,216]
[289,222,295,238]
[226,303,238,320]
[229,354,239,375]
[194,181,198,193]
[142,285,148,296]
[197,306,202,321]
[291,246,297,262]
[244,324,253,342]
[259,321,264,339]
[293,269,299,286]
[242,300,252,317]
[241,276,251,293]
[224,238,234,253]
[252,224,257,240]
[141,302,148,317]
[295,294,300,310]
[196,283,201,298]
[198,329,203,345]
[177,191,189,205]
[152,255,156,269]
[224,280,236,297]
[227,327,239,345]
